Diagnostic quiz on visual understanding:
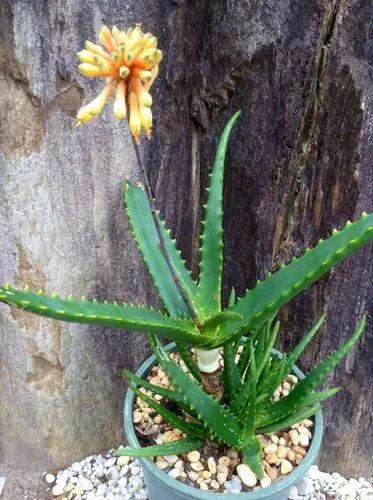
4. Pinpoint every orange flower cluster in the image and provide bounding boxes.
[76,24,161,142]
